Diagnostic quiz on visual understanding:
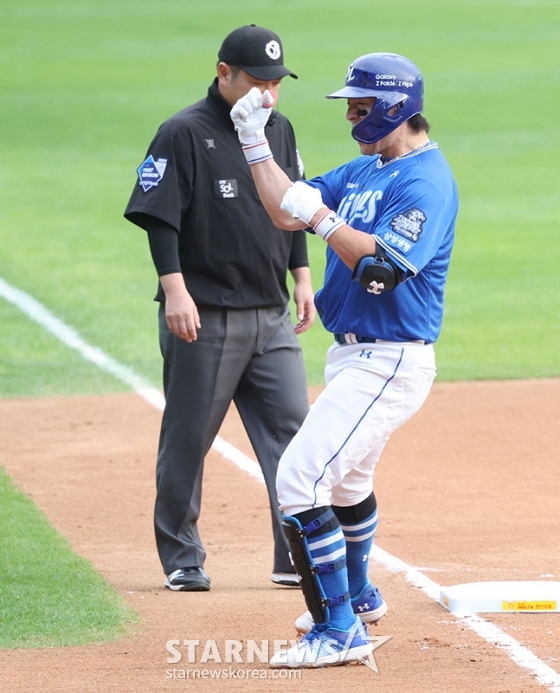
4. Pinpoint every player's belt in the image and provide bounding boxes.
[334,333,429,345]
